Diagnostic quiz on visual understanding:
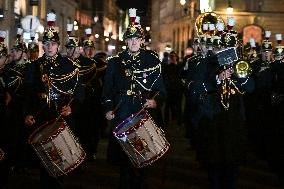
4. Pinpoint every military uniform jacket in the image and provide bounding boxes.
[102,49,166,125]
[76,54,97,85]
[24,53,84,126]
[2,60,28,100]
[271,60,284,94]
[193,54,254,166]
